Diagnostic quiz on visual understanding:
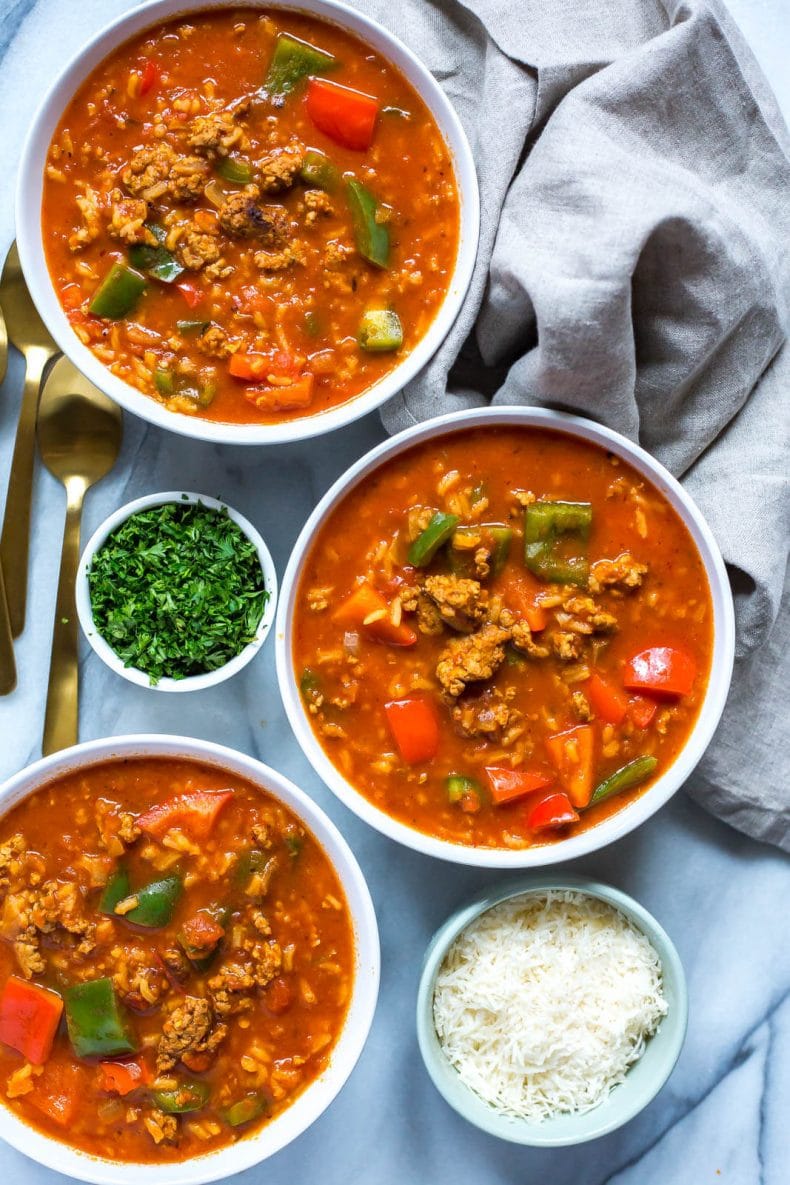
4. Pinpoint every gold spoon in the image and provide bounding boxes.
[37,355,122,755]
[0,304,16,694]
[0,241,60,636]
